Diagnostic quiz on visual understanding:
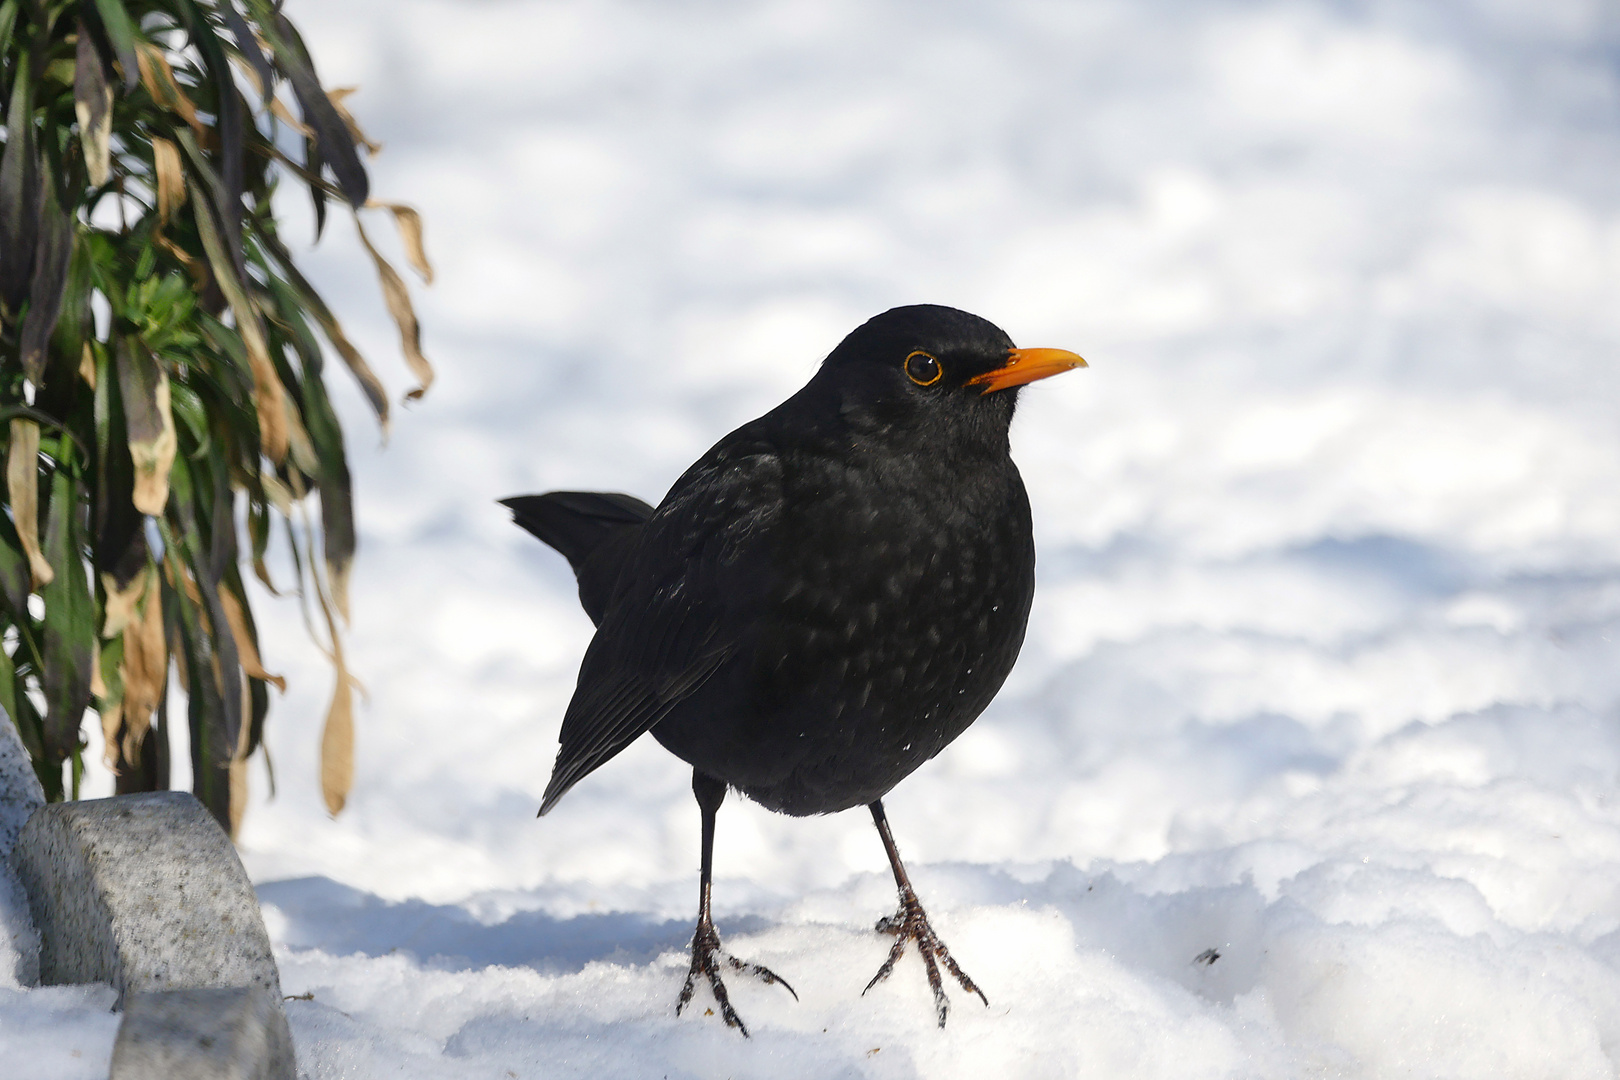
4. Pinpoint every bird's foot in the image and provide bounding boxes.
[863,887,987,1027]
[675,918,798,1037]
